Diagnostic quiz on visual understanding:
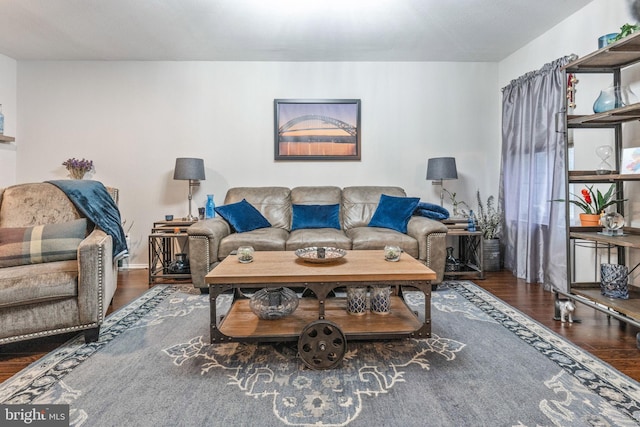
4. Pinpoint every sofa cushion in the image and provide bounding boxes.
[368,194,420,233]
[0,260,78,308]
[347,227,419,258]
[341,186,407,230]
[286,228,352,251]
[0,183,82,228]
[224,187,291,230]
[218,227,289,259]
[291,204,341,231]
[215,199,271,233]
[0,219,87,268]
